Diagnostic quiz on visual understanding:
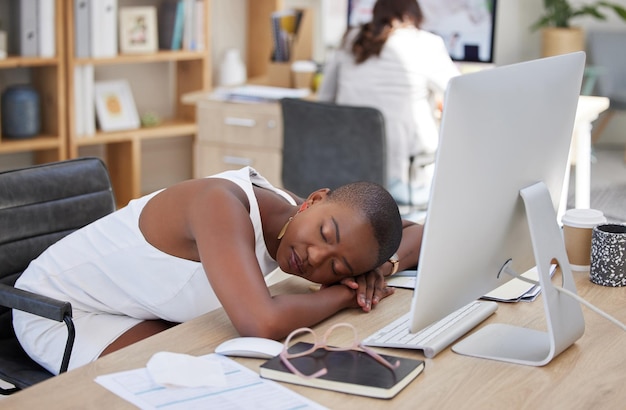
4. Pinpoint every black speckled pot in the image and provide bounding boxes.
[590,224,626,287]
